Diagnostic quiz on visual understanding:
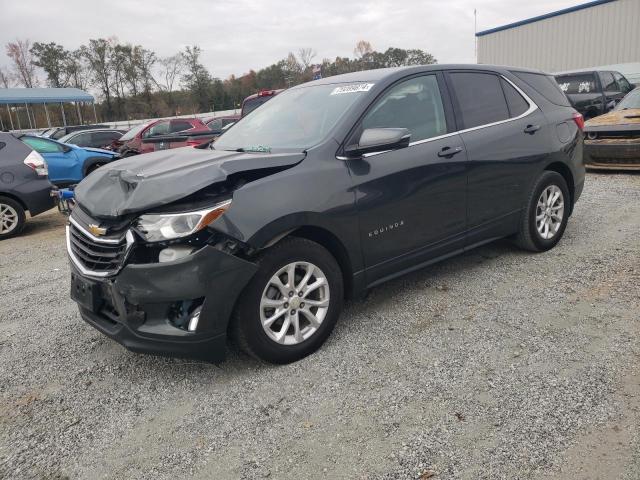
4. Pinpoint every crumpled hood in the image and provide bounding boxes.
[82,146,118,156]
[75,146,305,219]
